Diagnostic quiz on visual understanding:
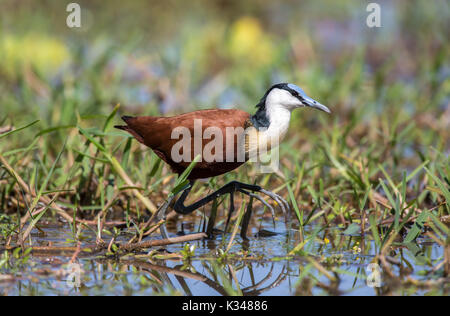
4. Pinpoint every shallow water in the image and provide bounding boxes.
[0,217,447,296]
